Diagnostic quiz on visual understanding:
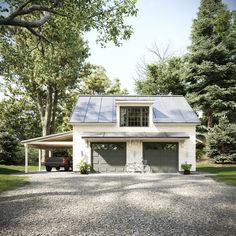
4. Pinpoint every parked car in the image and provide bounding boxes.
[44,155,72,172]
